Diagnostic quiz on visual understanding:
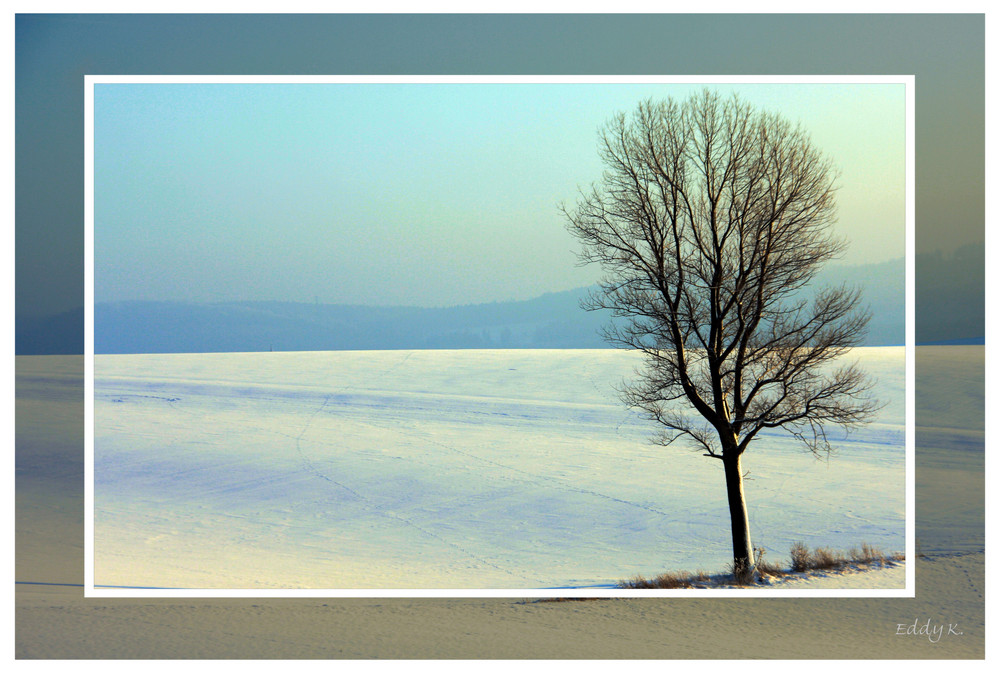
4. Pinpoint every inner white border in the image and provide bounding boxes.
[84,74,916,599]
